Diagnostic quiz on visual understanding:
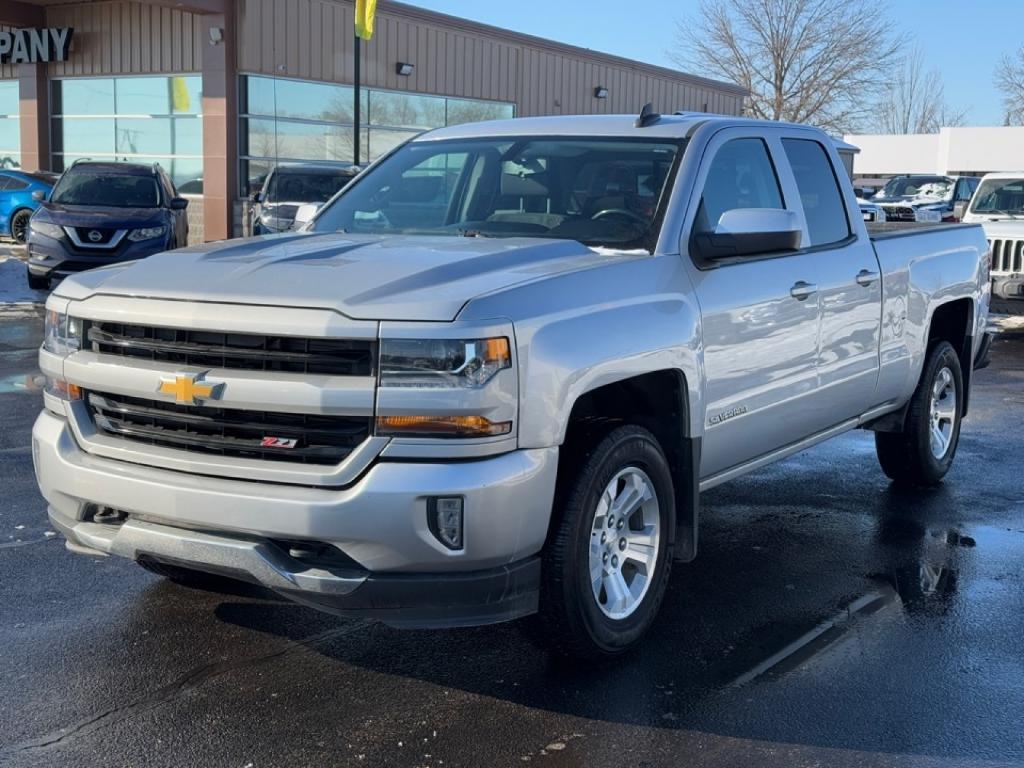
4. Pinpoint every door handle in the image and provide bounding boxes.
[790,281,817,301]
[856,269,880,287]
